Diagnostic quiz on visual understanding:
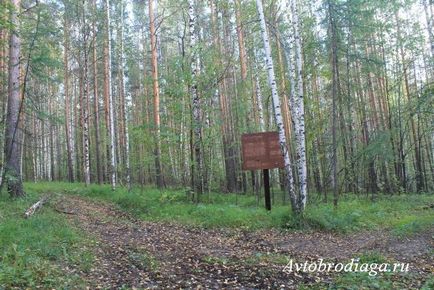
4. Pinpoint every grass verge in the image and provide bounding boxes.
[0,190,91,289]
[25,182,434,235]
